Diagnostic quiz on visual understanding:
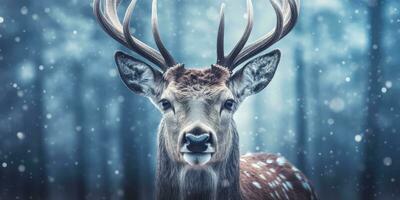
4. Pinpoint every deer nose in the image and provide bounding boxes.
[184,133,210,153]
